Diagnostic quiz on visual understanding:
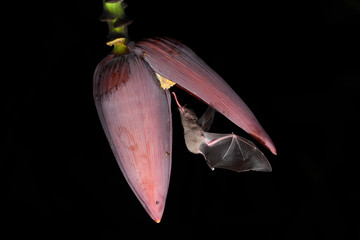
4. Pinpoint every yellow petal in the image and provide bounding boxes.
[155,72,176,89]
